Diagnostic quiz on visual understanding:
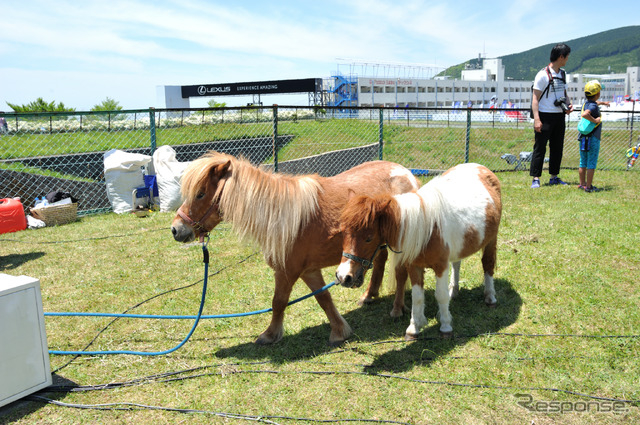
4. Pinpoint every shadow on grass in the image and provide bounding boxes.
[0,251,45,271]
[0,374,77,423]
[215,278,521,372]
